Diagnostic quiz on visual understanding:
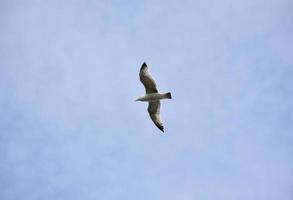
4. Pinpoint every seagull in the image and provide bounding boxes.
[135,62,172,133]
